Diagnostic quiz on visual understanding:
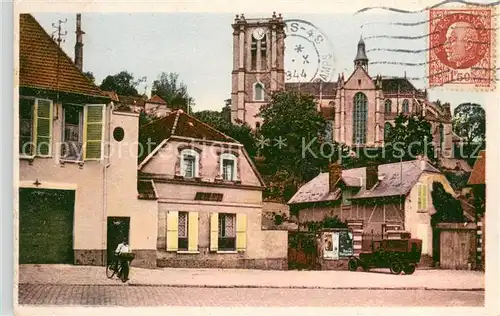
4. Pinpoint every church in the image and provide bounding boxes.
[230,13,456,157]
